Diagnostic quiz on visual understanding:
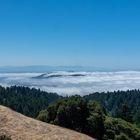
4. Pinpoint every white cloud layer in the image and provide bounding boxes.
[0,71,140,96]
